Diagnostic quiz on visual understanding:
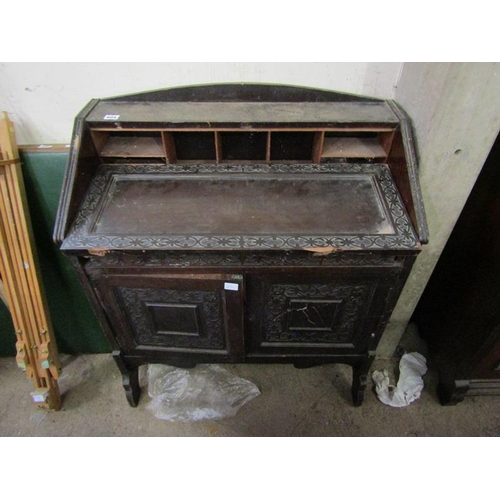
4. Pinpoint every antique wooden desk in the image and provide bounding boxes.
[54,84,428,407]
